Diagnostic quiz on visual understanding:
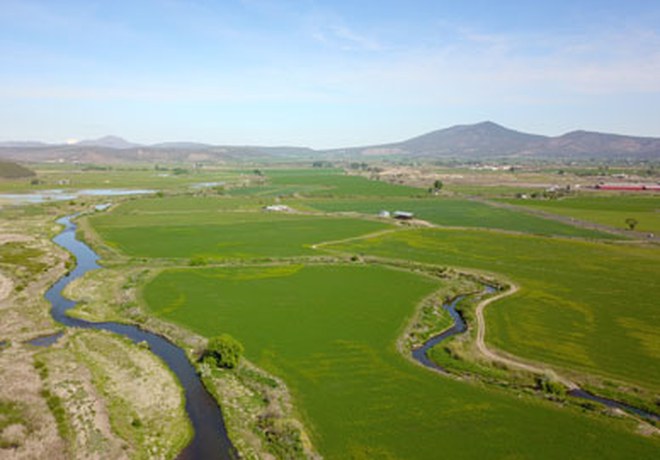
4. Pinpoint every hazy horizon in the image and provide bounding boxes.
[2,0,660,149]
